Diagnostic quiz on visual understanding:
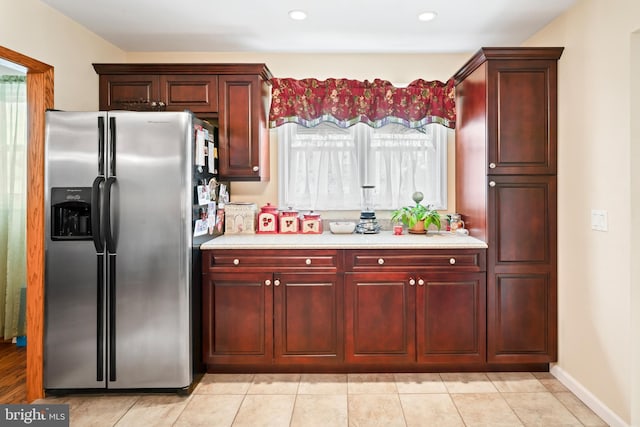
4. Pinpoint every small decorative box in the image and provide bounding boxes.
[224,202,257,234]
